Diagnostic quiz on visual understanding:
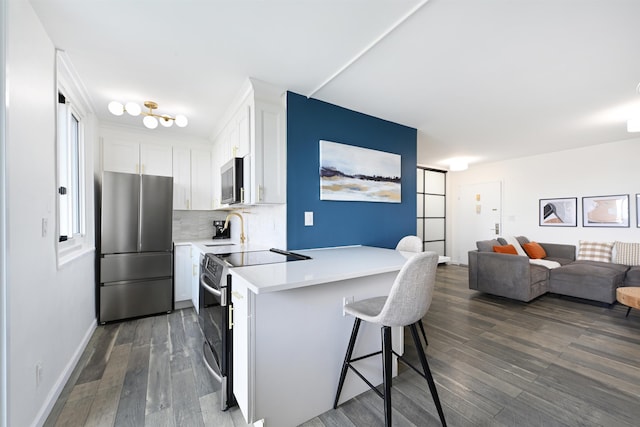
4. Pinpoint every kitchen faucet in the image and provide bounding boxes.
[223,212,246,244]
